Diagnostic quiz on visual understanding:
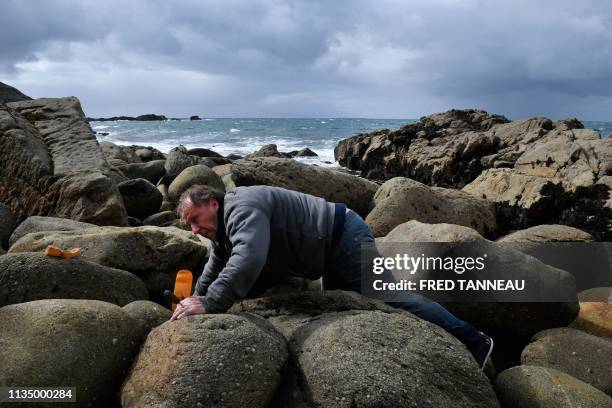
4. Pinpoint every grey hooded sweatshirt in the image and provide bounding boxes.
[195,185,338,313]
